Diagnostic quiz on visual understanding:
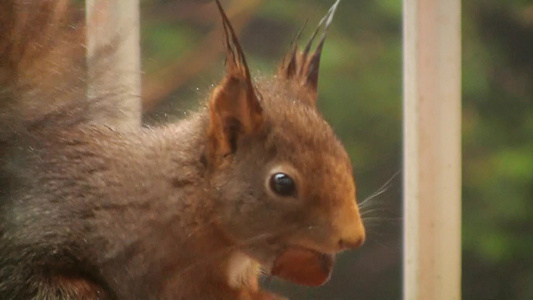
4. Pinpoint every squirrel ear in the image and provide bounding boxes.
[208,0,263,165]
[279,0,340,104]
